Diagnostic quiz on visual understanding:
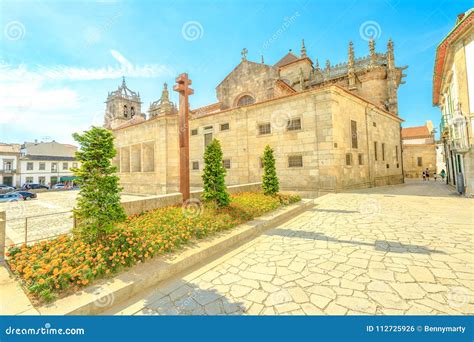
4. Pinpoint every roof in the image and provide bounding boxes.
[21,155,76,161]
[401,126,432,139]
[274,52,299,68]
[0,143,21,154]
[433,9,473,105]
